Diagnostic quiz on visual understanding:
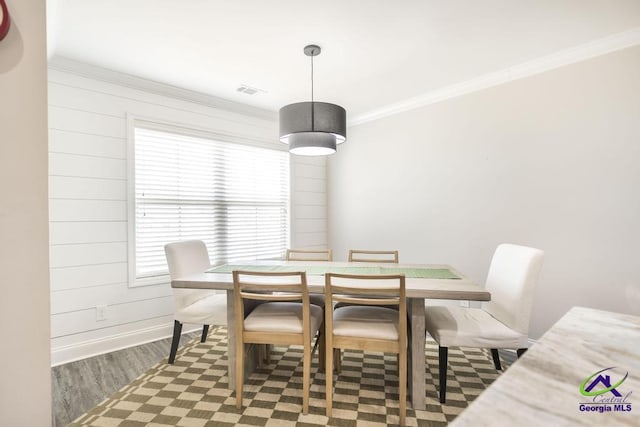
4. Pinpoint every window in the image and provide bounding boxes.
[130,124,289,286]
